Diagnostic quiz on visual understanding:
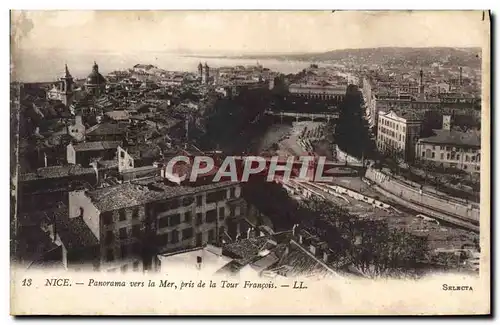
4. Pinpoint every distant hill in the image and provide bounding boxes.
[233,47,482,68]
